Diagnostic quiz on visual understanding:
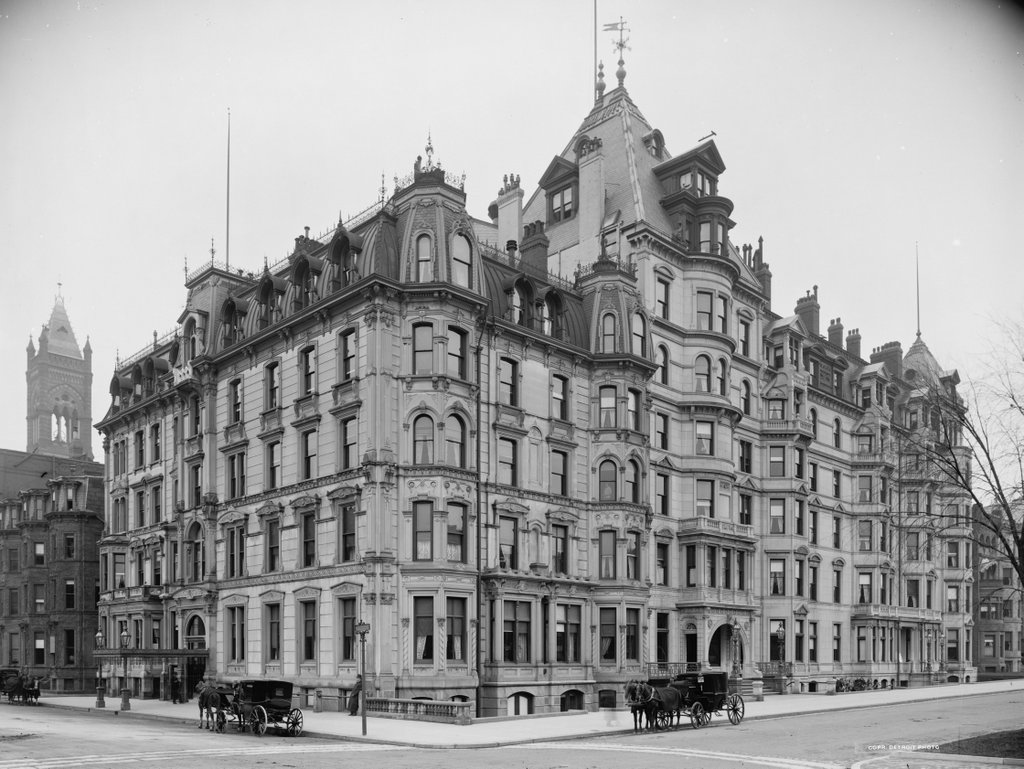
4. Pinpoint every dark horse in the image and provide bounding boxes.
[196,681,222,730]
[624,680,681,730]
[624,679,653,732]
